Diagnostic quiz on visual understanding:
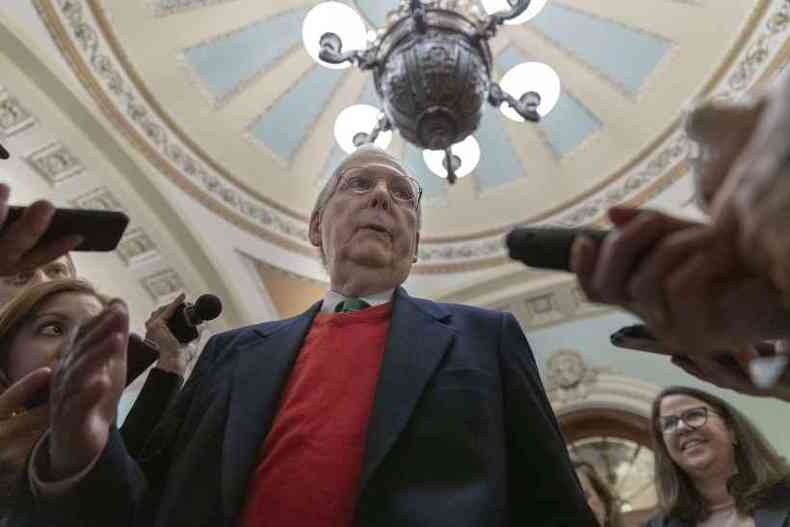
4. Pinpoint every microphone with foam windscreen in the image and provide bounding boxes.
[167,294,223,344]
[505,227,608,272]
